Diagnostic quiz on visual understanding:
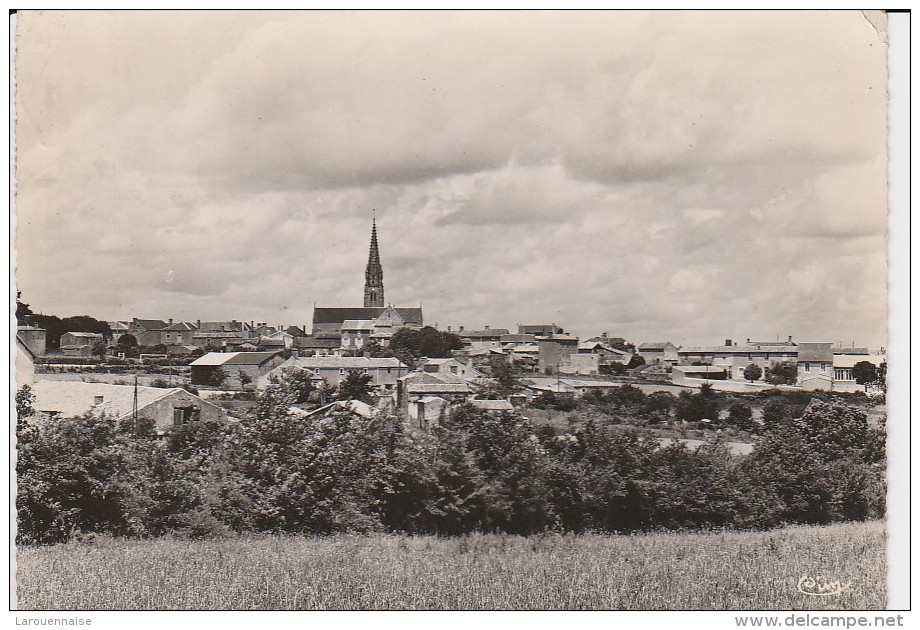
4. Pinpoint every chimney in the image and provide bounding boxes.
[602,332,608,339]
[94,395,104,405]
[447,325,452,332]
[168,318,173,325]
[725,339,732,347]
[459,326,464,332]
[484,325,490,330]
[788,335,793,343]
[746,338,750,344]
[291,348,299,358]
